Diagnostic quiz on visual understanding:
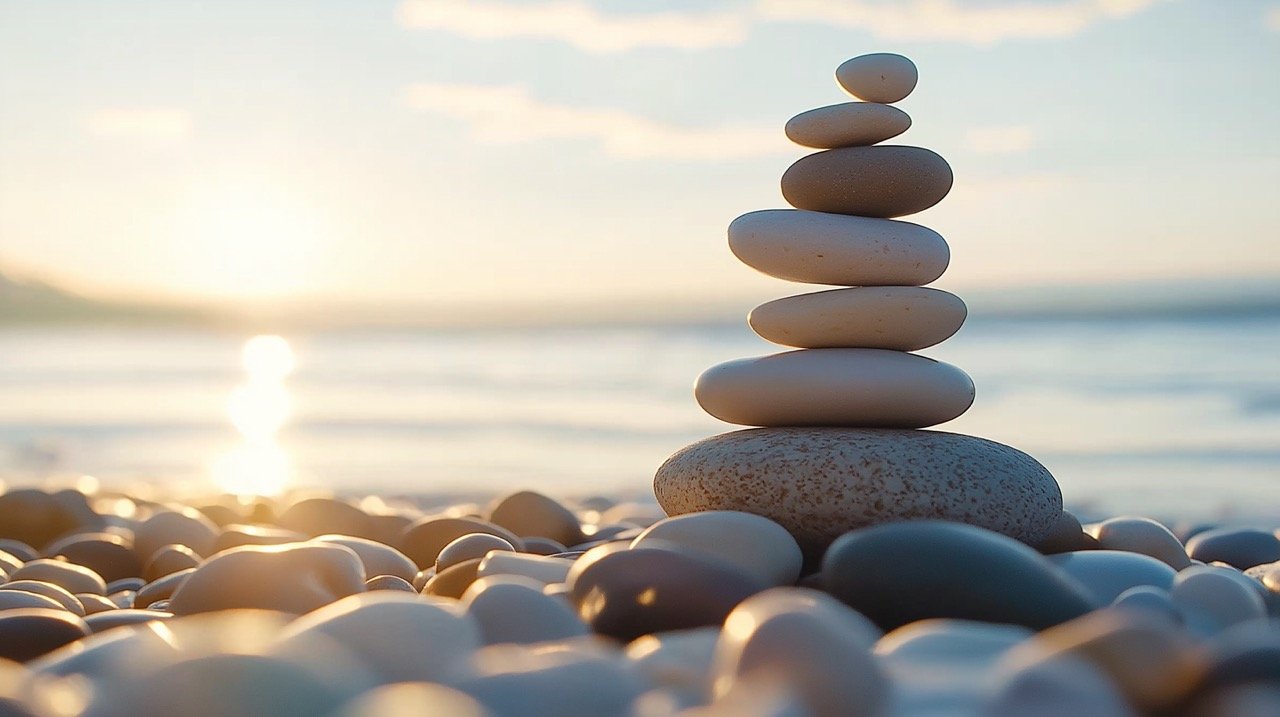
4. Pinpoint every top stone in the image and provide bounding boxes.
[836,53,918,104]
